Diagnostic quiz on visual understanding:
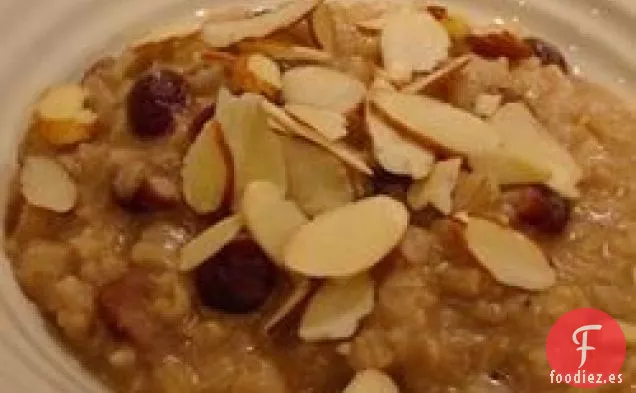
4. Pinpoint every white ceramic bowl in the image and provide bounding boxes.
[0,0,634,391]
